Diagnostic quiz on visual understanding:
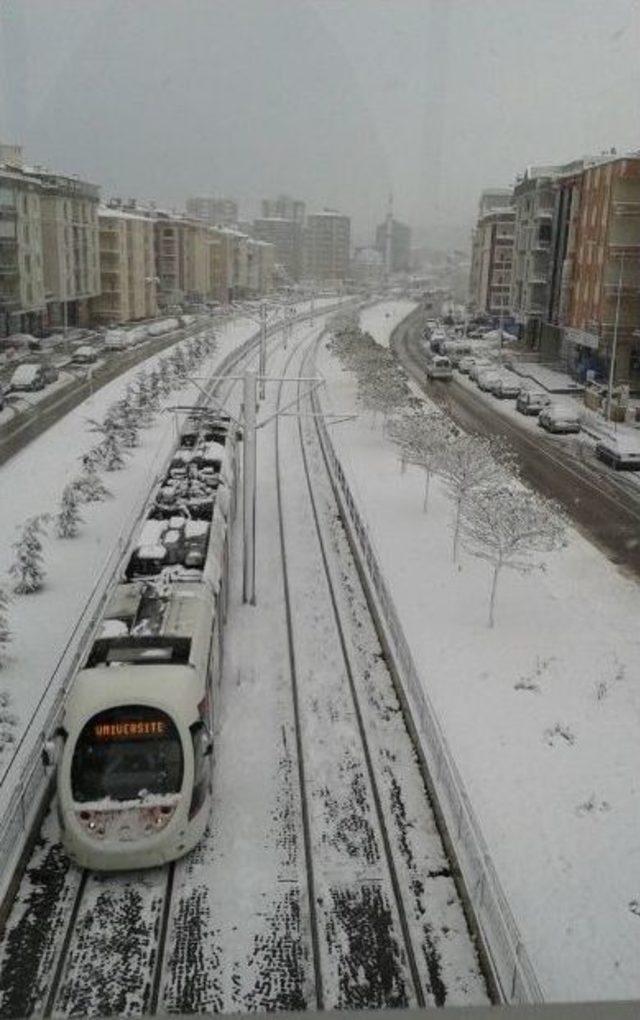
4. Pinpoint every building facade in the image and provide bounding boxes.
[89,206,157,324]
[252,216,304,281]
[261,195,305,224]
[469,191,515,318]
[35,169,101,328]
[186,196,238,226]
[545,155,640,387]
[374,218,411,273]
[510,167,560,343]
[0,166,46,336]
[304,210,350,282]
